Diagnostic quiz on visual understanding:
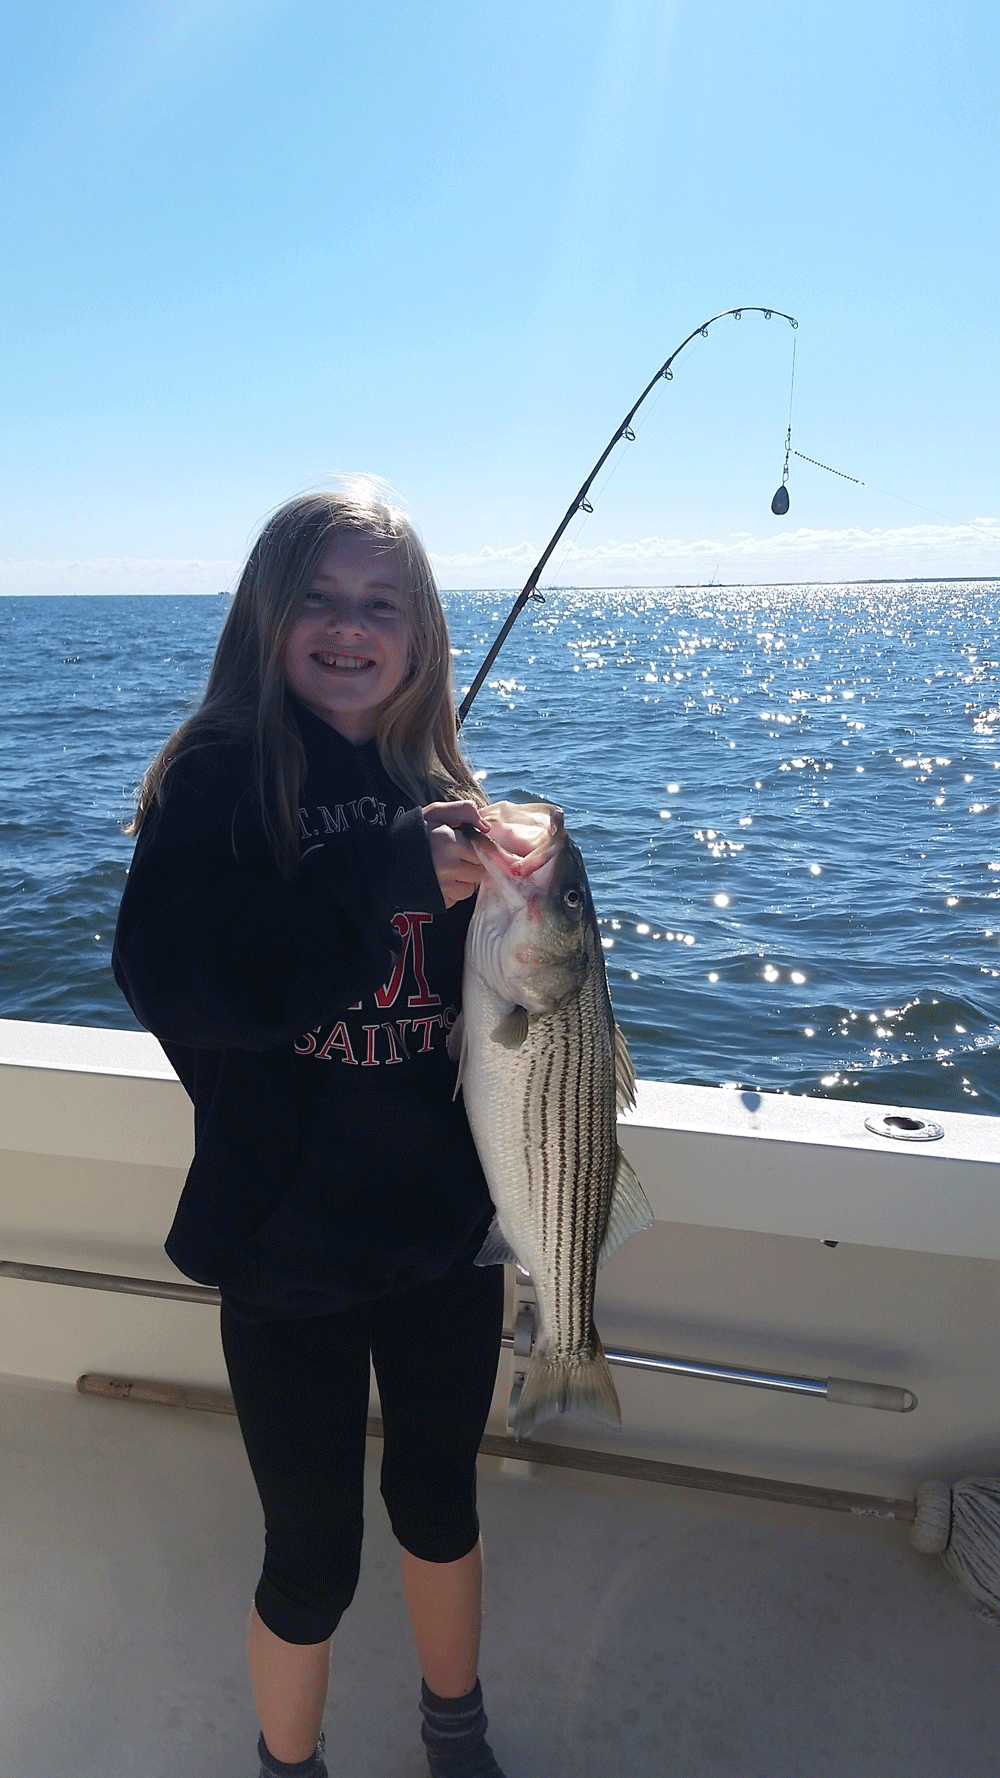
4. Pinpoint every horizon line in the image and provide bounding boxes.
[2,573,999,598]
